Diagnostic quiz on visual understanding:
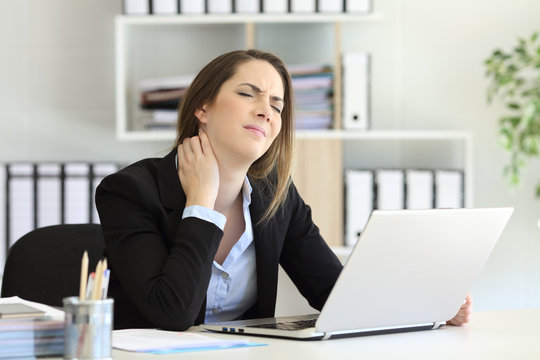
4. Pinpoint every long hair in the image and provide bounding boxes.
[173,49,294,223]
